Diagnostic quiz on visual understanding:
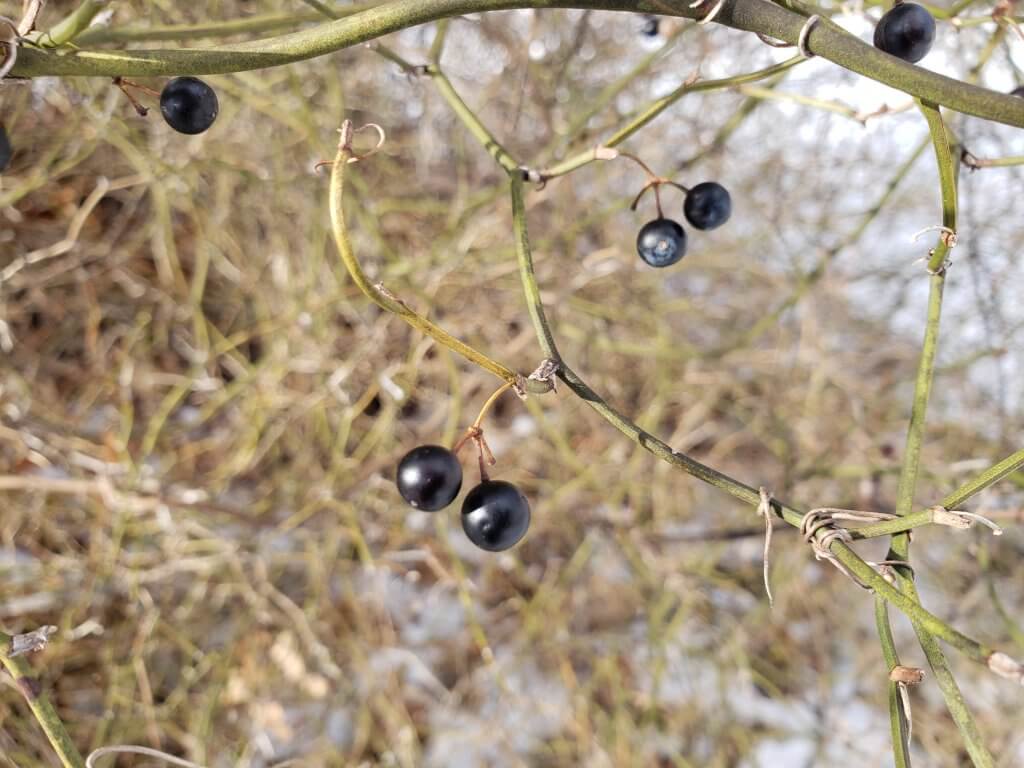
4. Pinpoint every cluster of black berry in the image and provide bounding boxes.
[395,385,531,552]
[631,170,732,269]
[396,444,530,552]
